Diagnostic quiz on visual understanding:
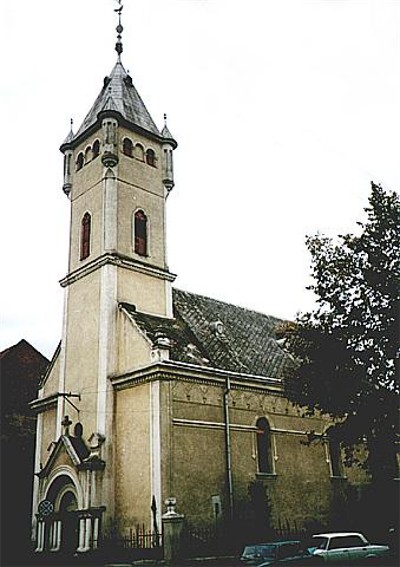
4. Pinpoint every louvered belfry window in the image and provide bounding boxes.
[80,212,91,260]
[134,210,147,256]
